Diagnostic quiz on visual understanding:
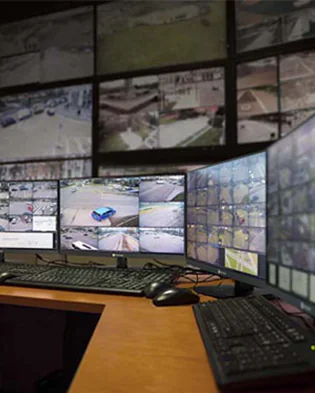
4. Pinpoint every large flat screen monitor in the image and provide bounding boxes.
[0,83,92,163]
[59,175,185,262]
[267,114,315,317]
[186,152,266,297]
[0,180,58,250]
